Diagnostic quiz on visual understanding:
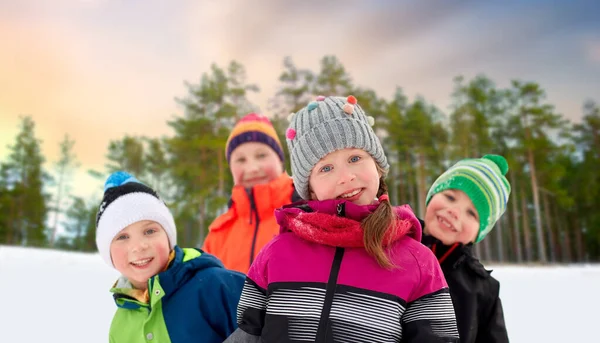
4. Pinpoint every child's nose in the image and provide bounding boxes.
[338,168,356,184]
[131,240,149,252]
[246,160,260,173]
[447,207,459,220]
